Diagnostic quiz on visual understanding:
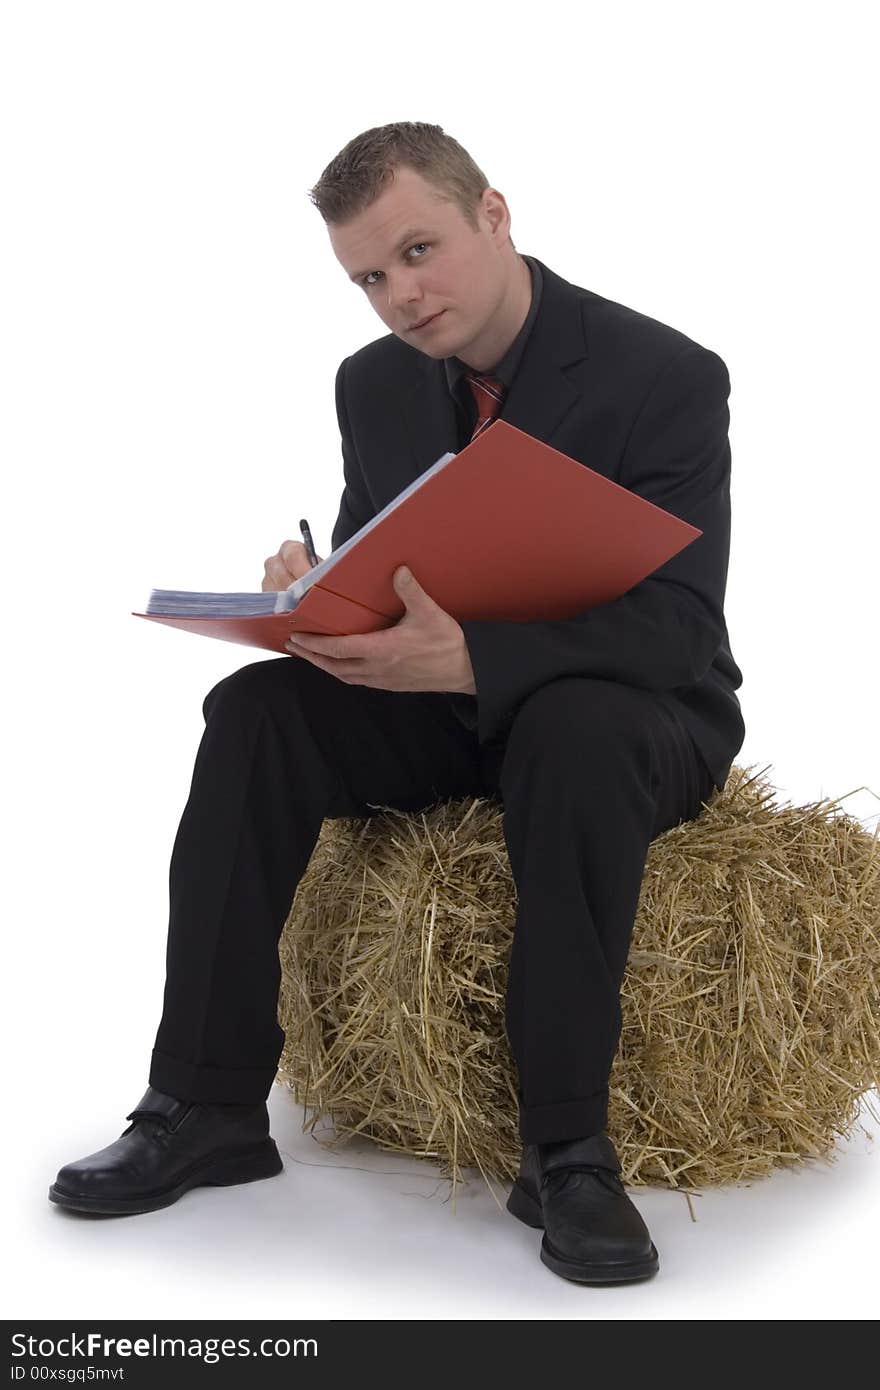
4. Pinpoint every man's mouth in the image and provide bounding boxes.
[408,310,445,332]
